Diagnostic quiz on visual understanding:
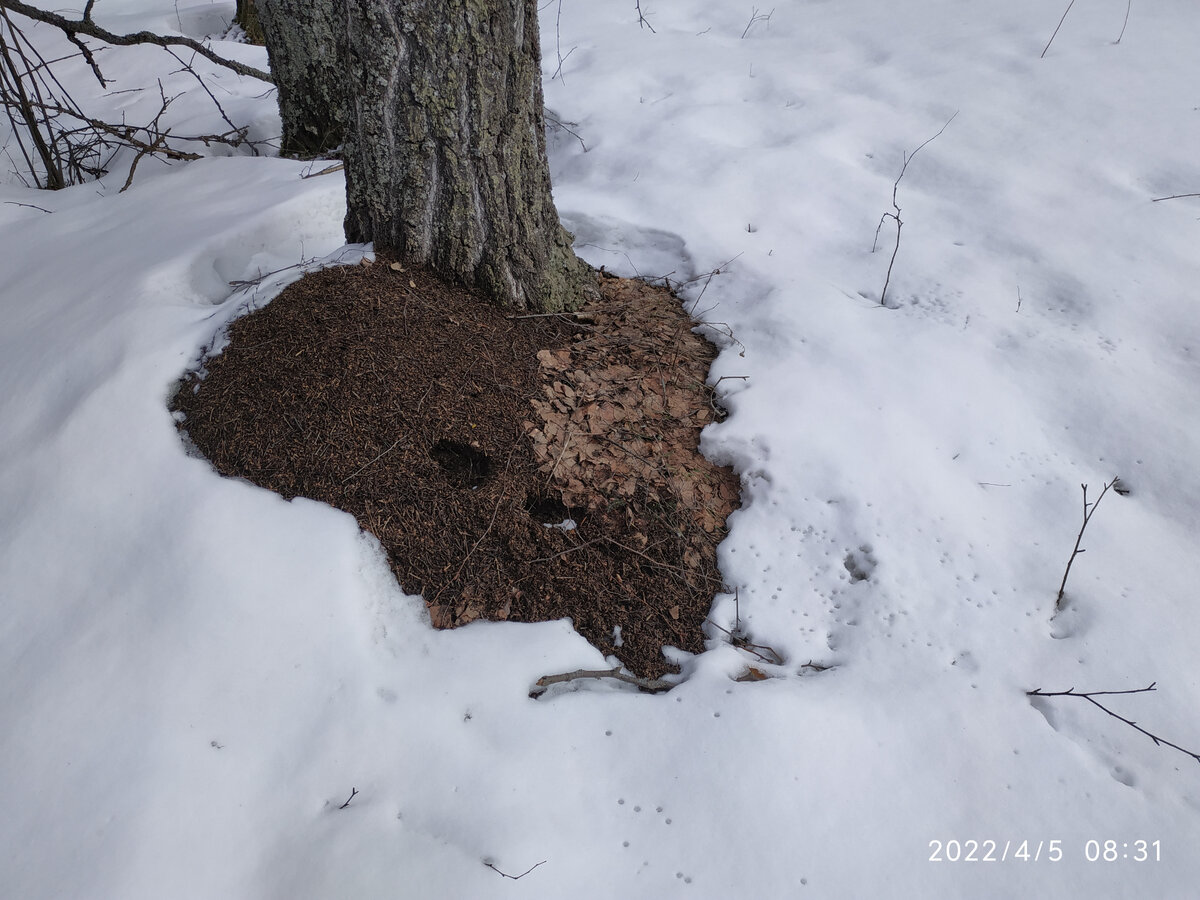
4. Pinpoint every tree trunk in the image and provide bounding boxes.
[234,0,265,44]
[255,0,347,155]
[339,0,592,313]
